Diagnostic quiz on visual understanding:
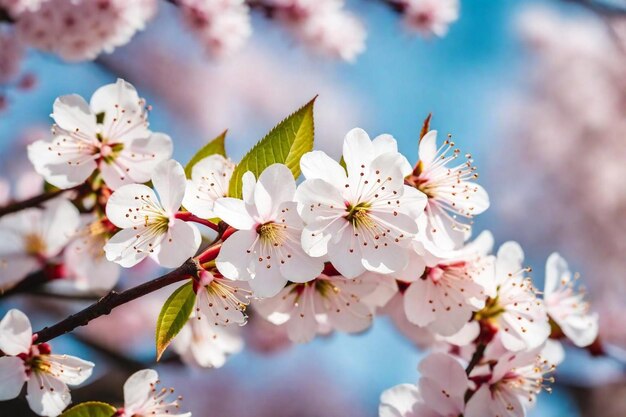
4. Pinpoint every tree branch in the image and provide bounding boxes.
[465,342,486,375]
[33,258,200,344]
[0,185,84,218]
